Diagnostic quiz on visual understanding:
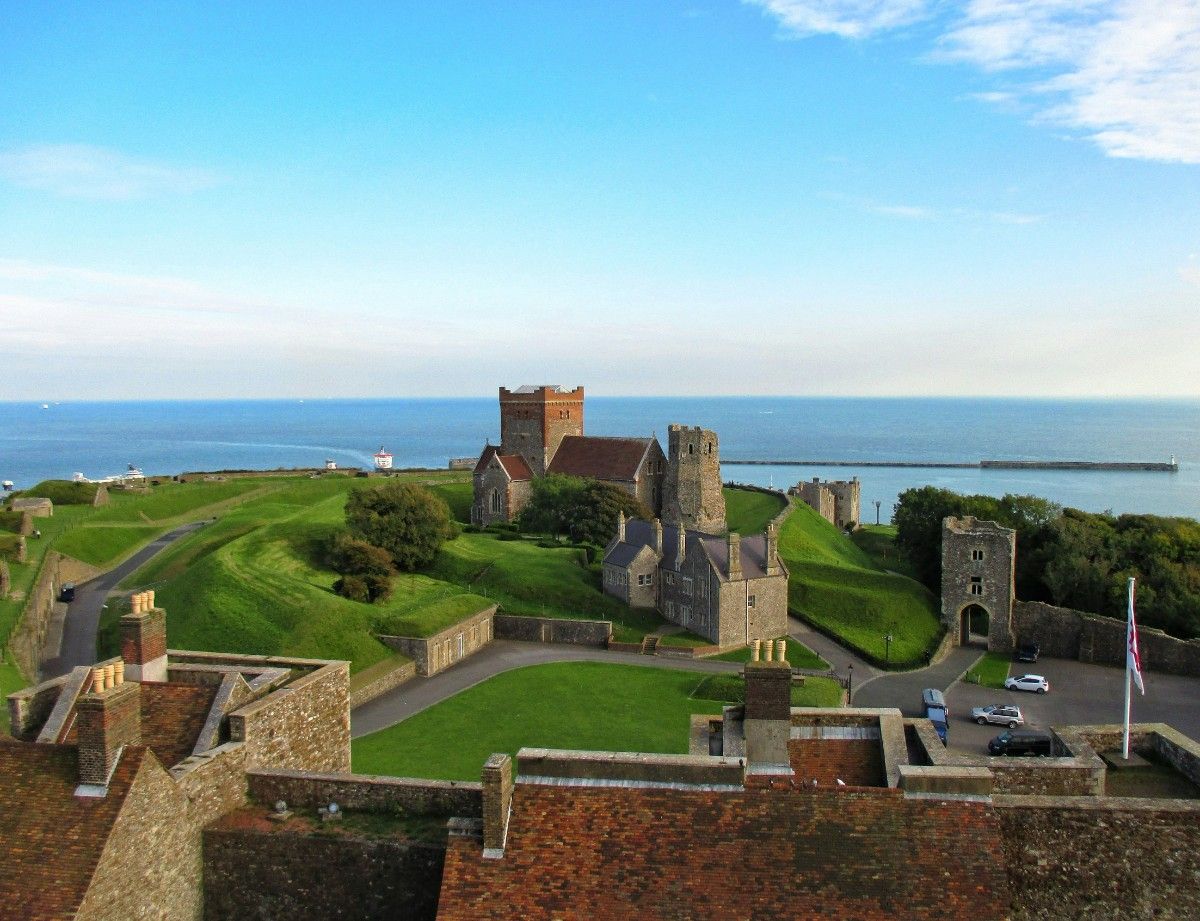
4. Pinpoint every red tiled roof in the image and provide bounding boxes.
[474,445,500,475]
[437,784,1008,920]
[547,436,651,481]
[497,454,533,481]
[0,740,147,921]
